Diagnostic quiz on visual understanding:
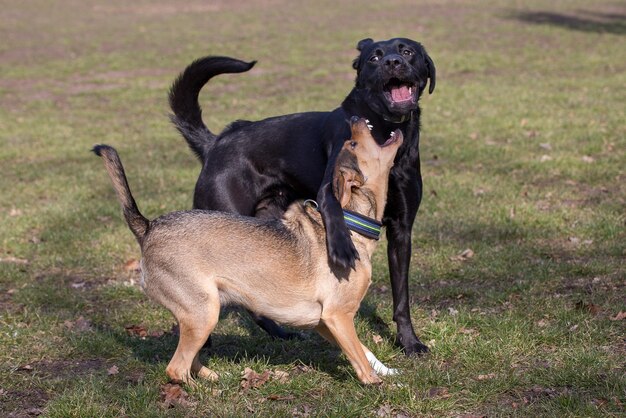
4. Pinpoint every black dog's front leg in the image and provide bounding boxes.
[386,219,429,355]
[317,165,359,270]
[385,169,429,355]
